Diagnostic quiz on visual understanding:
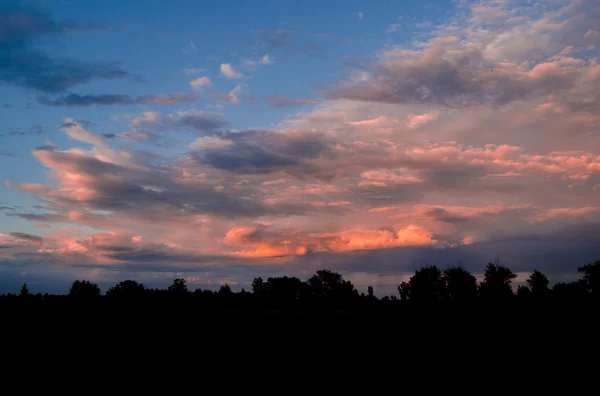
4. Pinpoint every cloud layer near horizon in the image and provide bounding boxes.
[2,0,600,294]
